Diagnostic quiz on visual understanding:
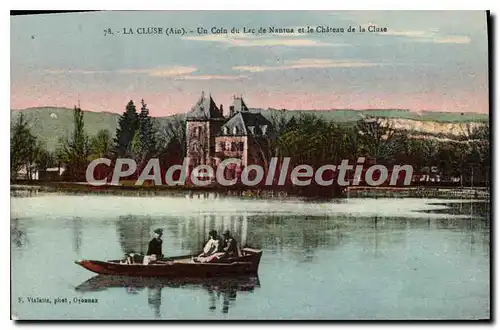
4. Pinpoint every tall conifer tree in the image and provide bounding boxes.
[113,100,139,157]
[136,99,156,160]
